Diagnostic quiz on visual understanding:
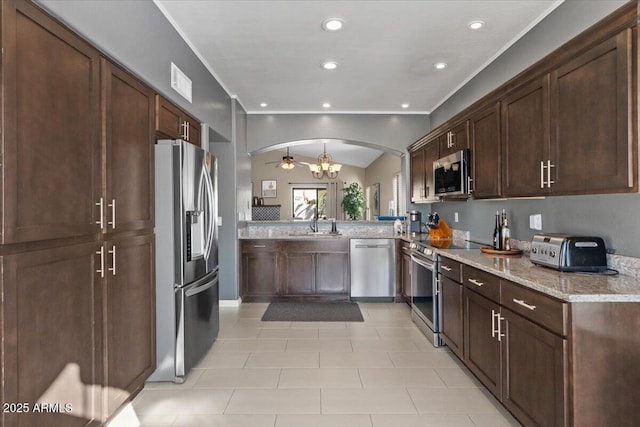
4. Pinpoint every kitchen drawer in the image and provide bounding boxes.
[462,265,500,303]
[439,257,462,282]
[241,240,280,253]
[501,280,567,336]
[286,239,348,253]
